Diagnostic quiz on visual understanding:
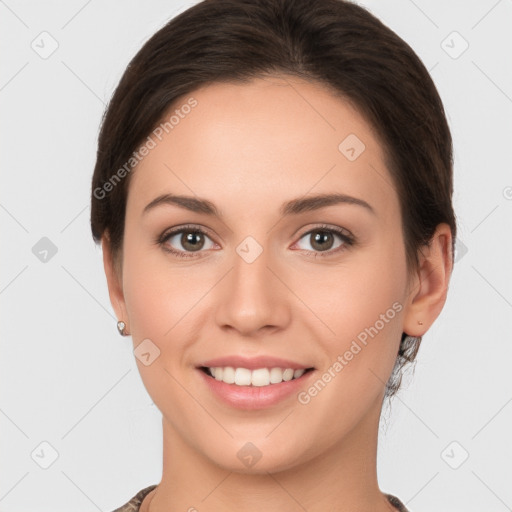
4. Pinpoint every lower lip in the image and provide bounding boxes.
[197,368,315,410]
